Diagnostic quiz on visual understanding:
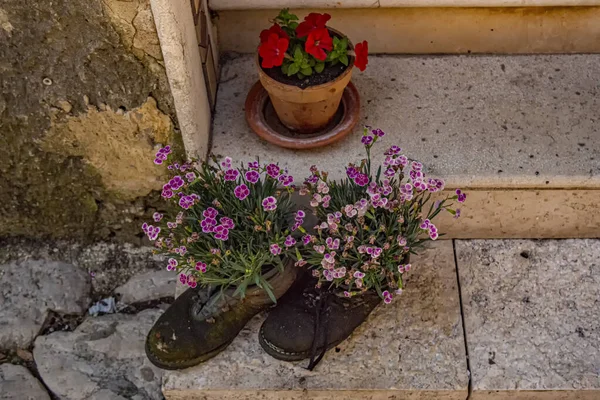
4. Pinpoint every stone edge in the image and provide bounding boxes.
[210,0,600,9]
